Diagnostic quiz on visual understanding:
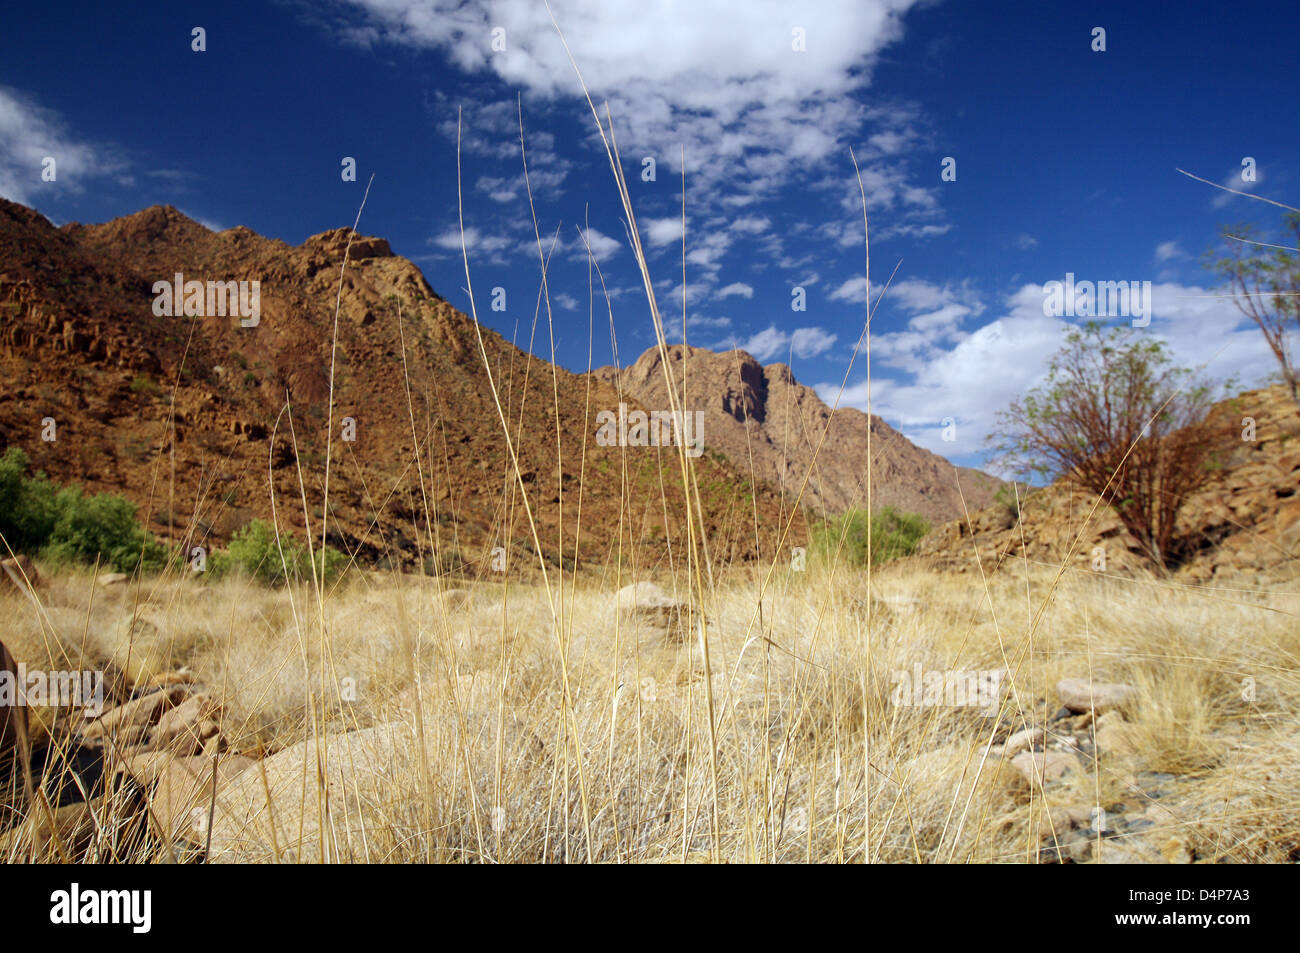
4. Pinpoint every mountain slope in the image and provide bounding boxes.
[591,344,1002,523]
[0,200,805,573]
